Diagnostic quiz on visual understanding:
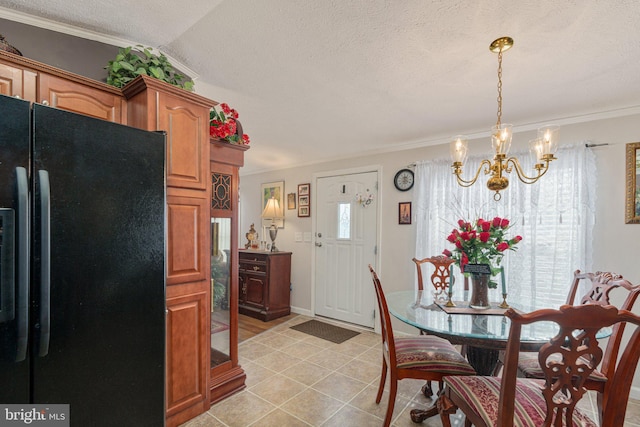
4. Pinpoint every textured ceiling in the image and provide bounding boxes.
[2,0,640,174]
